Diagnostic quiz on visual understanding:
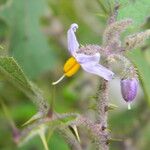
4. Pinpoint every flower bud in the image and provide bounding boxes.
[121,78,138,109]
